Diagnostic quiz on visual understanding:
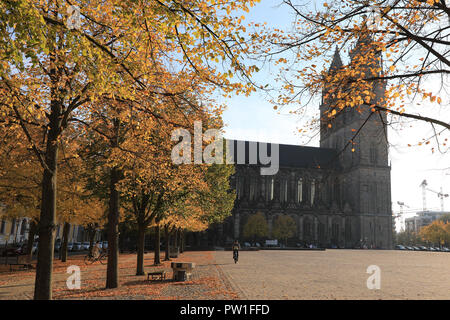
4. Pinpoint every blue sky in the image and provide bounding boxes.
[220,1,450,230]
